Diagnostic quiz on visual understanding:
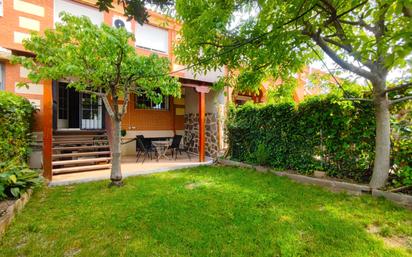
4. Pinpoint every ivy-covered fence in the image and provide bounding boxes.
[227,94,410,185]
[0,91,35,169]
